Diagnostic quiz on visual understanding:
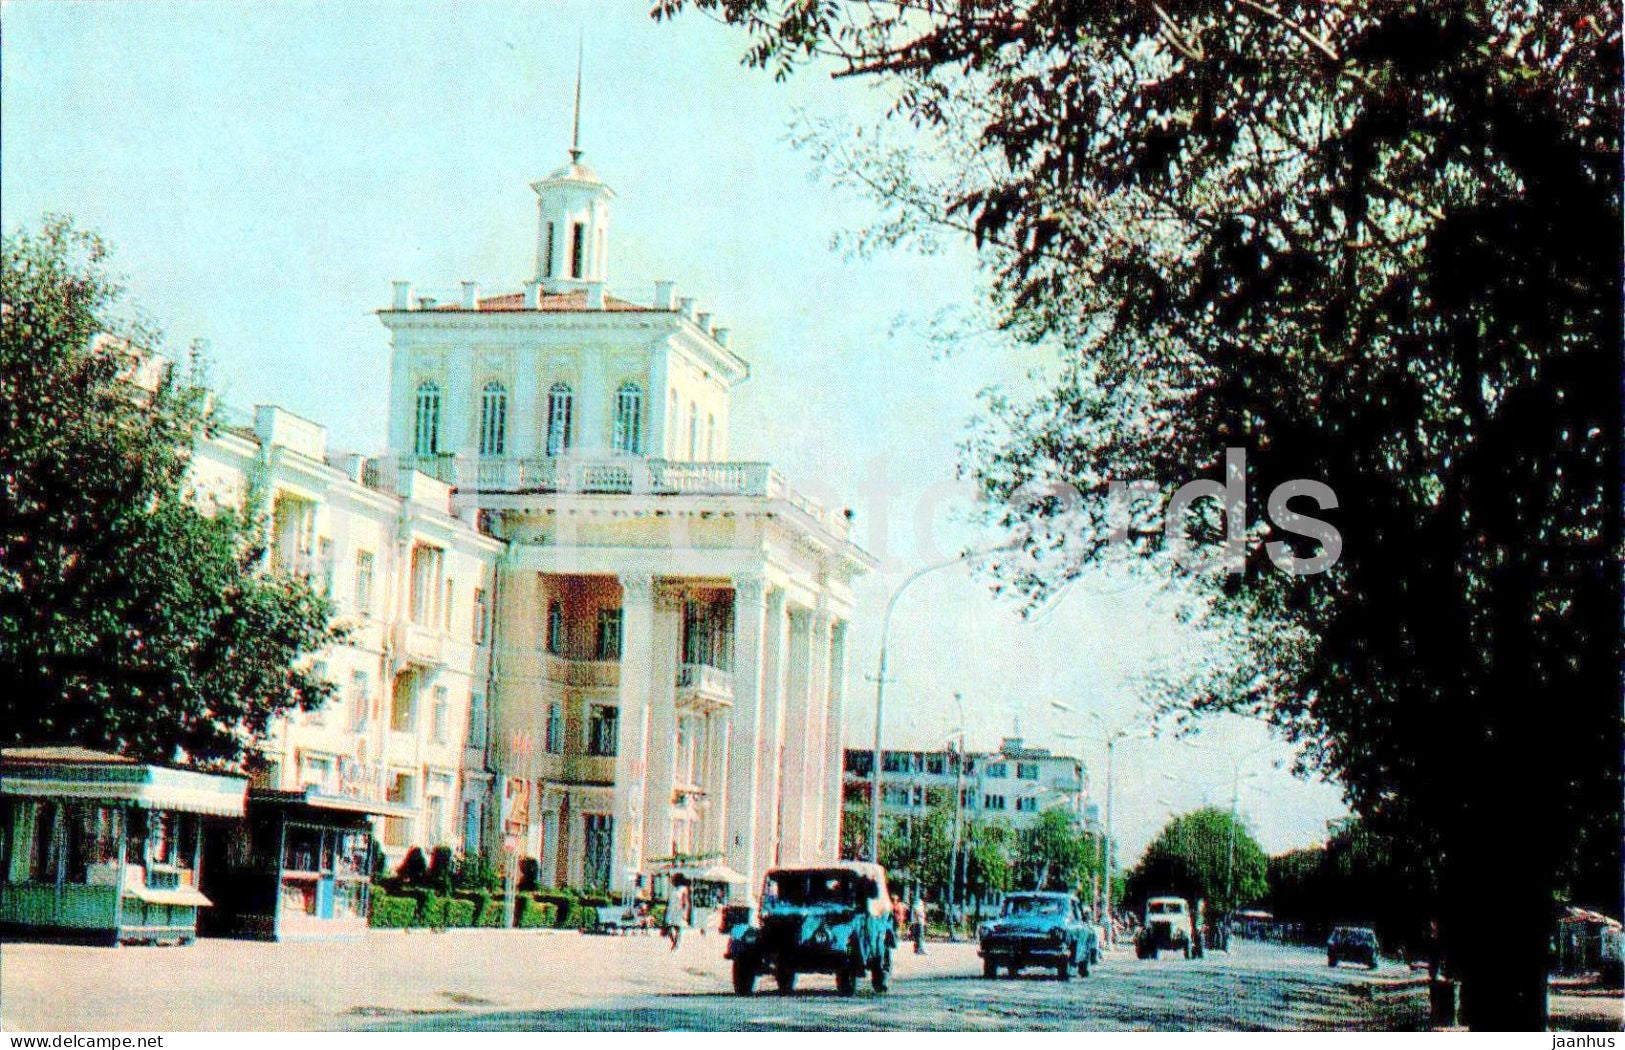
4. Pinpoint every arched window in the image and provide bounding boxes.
[546,383,574,456]
[413,381,441,455]
[613,382,643,454]
[687,402,699,461]
[479,381,507,456]
[706,413,716,460]
[667,390,679,456]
